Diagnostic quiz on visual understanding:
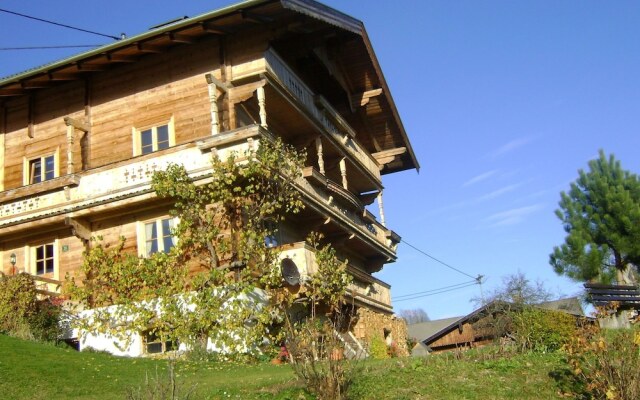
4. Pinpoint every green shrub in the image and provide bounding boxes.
[368,334,390,359]
[511,307,576,352]
[0,273,62,341]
